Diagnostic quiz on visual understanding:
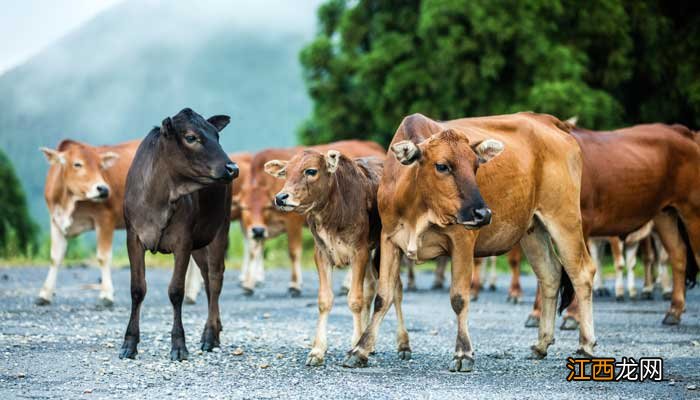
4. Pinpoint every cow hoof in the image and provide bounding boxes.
[342,352,368,368]
[524,315,540,328]
[405,284,418,293]
[430,282,444,291]
[97,298,114,308]
[118,341,138,359]
[528,346,547,360]
[629,293,638,301]
[615,295,625,302]
[305,354,325,367]
[170,347,189,361]
[288,287,302,298]
[506,295,521,304]
[398,349,412,361]
[201,340,219,352]
[35,297,51,306]
[448,356,474,372]
[184,296,196,305]
[575,348,594,358]
[242,287,254,297]
[662,313,680,325]
[488,284,496,292]
[560,316,578,331]
[662,292,672,301]
[470,294,479,302]
[338,286,349,297]
[640,292,653,301]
